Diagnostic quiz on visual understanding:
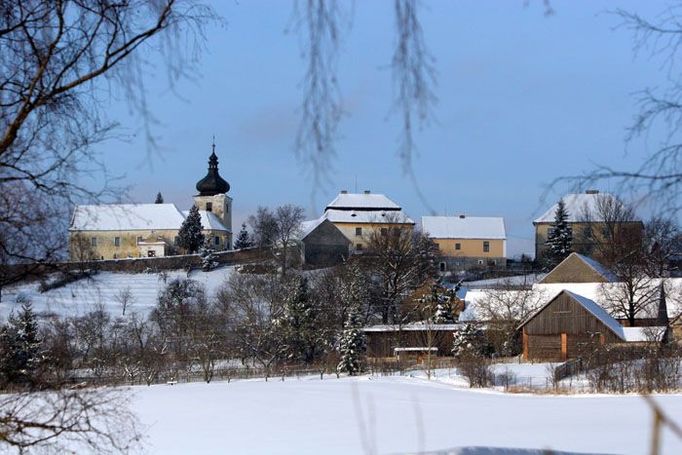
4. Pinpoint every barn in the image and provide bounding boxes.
[299,218,350,267]
[518,290,664,361]
[363,323,464,358]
